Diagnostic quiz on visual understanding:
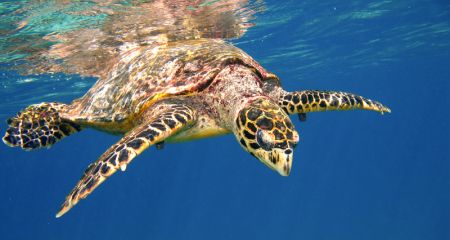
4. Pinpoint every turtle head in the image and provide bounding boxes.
[234,98,299,176]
